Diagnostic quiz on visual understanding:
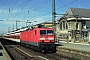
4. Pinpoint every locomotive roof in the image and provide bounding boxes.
[23,27,53,31]
[34,27,54,30]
